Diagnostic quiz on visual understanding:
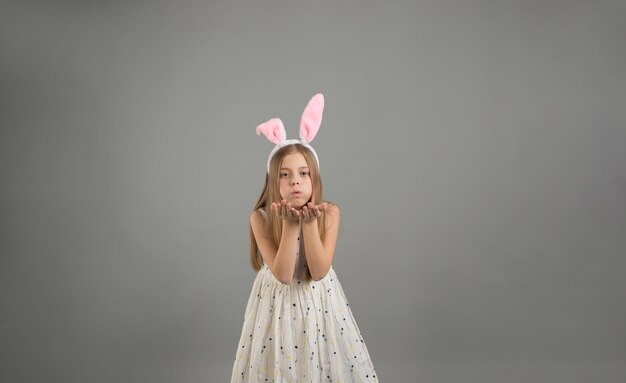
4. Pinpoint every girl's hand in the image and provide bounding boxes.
[271,199,301,225]
[300,202,328,223]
